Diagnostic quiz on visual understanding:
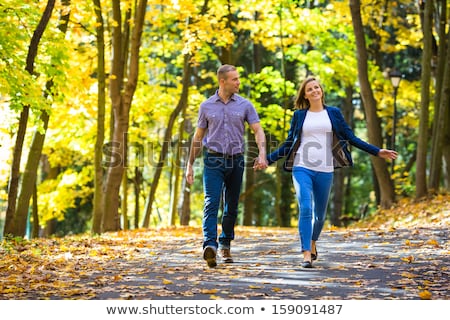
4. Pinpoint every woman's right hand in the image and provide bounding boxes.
[378,149,398,160]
